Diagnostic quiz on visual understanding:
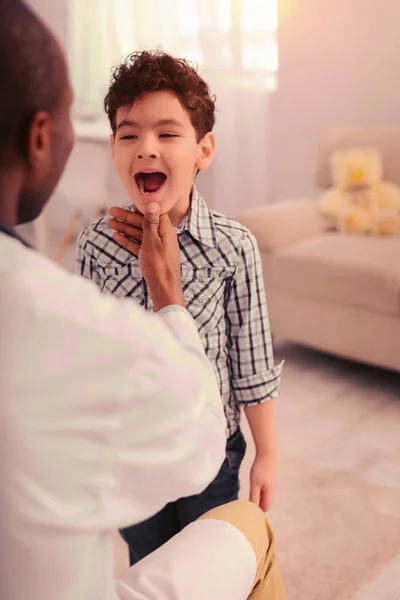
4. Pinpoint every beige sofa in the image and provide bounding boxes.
[237,128,400,372]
